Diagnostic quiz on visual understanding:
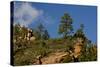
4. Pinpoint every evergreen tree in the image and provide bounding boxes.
[34,23,50,40]
[58,13,73,39]
[73,24,86,40]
